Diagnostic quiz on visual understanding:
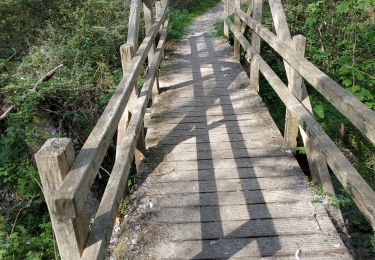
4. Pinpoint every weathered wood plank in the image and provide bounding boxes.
[35,138,89,260]
[147,126,280,139]
[158,216,338,241]
[155,201,326,223]
[141,163,301,181]
[146,149,290,163]
[141,156,301,174]
[146,132,283,146]
[144,189,311,207]
[144,175,306,195]
[150,108,267,119]
[149,113,274,125]
[153,234,349,259]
